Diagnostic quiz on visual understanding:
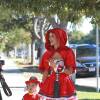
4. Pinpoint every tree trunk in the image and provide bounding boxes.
[30,34,34,64]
